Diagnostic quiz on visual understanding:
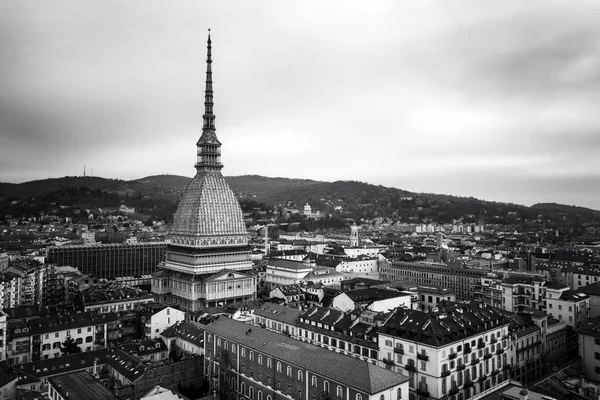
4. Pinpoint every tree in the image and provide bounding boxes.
[59,337,81,355]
